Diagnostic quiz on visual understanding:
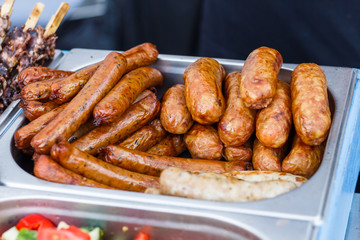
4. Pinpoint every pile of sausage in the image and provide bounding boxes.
[13,44,331,202]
